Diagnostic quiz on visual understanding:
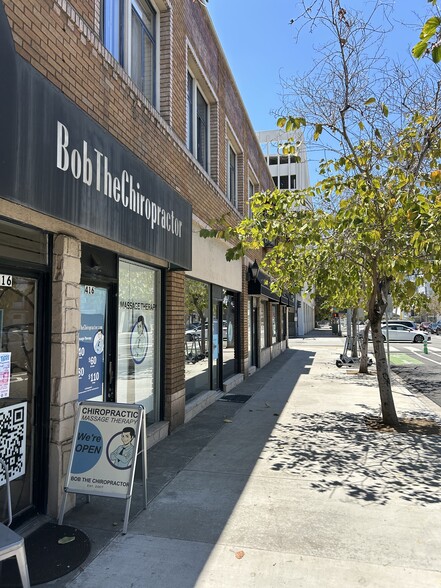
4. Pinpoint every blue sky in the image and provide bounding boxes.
[208,1,432,178]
